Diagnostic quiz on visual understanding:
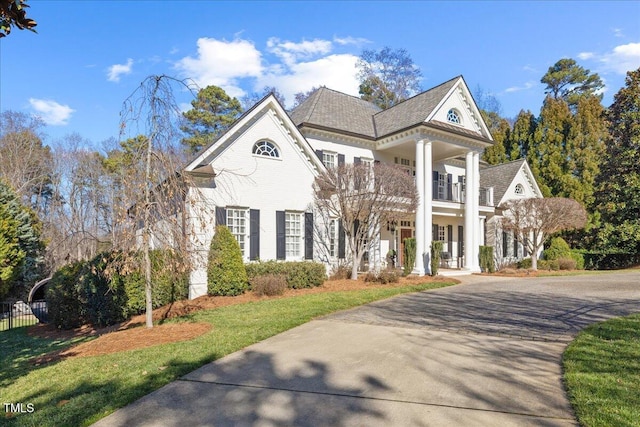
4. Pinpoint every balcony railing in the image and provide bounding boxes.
[431,183,494,207]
